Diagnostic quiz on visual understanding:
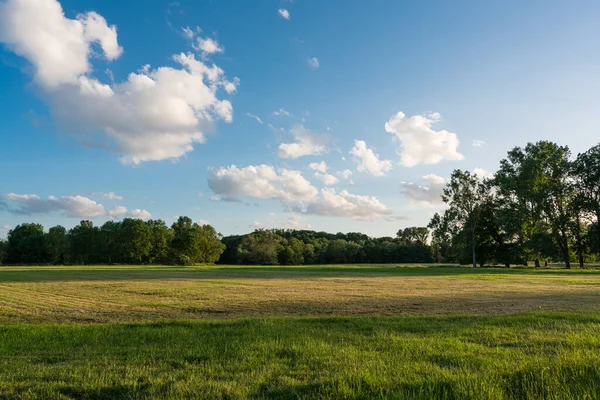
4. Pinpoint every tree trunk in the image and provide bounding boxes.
[505,262,510,268]
[534,259,540,268]
[579,251,584,269]
[564,242,571,269]
[471,237,477,268]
